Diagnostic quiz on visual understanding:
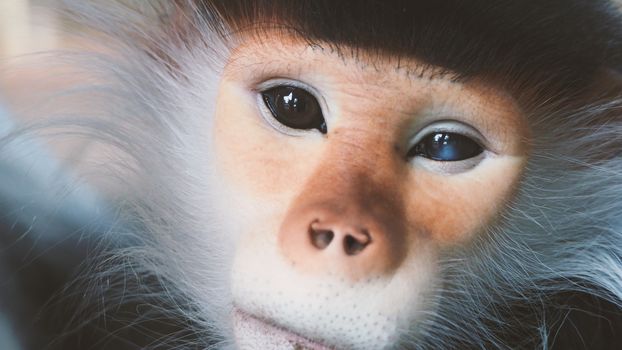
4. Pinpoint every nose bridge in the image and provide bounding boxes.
[304,165,399,222]
[316,132,400,200]
[322,132,406,212]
